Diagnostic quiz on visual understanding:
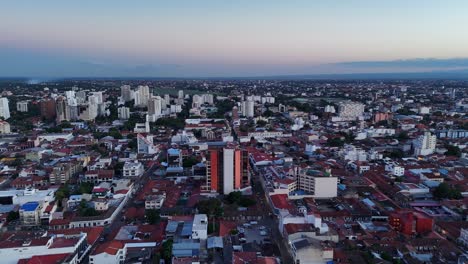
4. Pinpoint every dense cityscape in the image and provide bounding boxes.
[0,79,465,263]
